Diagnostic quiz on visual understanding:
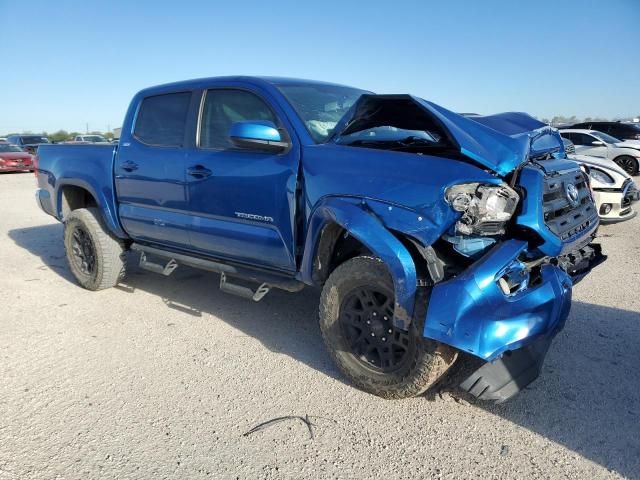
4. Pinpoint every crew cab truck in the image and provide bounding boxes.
[35,77,604,402]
